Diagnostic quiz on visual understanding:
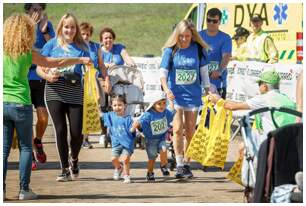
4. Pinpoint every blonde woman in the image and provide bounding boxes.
[36,13,90,182]
[159,19,210,179]
[3,14,90,200]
